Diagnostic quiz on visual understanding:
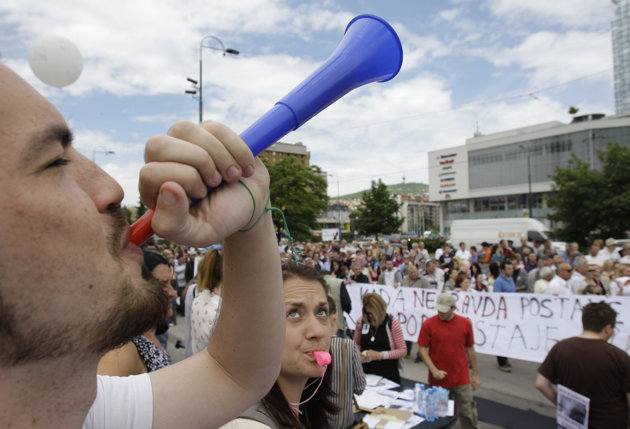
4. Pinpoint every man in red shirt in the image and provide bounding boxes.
[418,293,481,429]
